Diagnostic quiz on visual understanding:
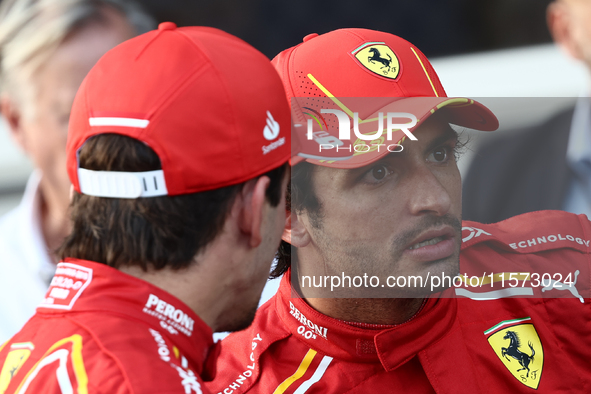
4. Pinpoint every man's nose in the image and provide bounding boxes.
[407,166,453,217]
